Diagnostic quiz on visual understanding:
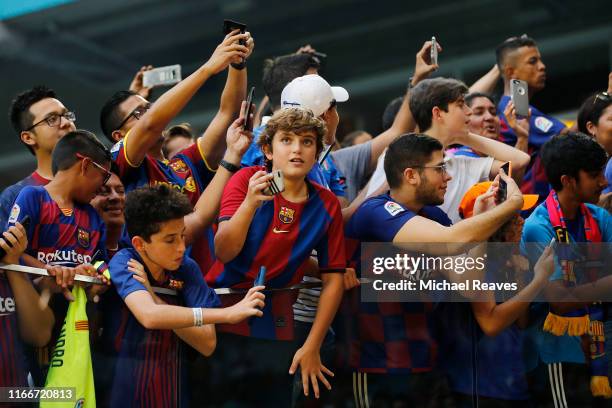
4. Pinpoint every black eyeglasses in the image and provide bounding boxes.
[116,103,151,131]
[76,153,111,185]
[593,92,611,105]
[25,111,76,131]
[329,99,337,110]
